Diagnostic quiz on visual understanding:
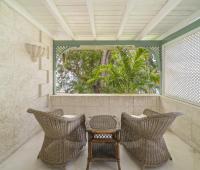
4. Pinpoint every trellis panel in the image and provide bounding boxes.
[163,28,200,106]
[53,40,162,94]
